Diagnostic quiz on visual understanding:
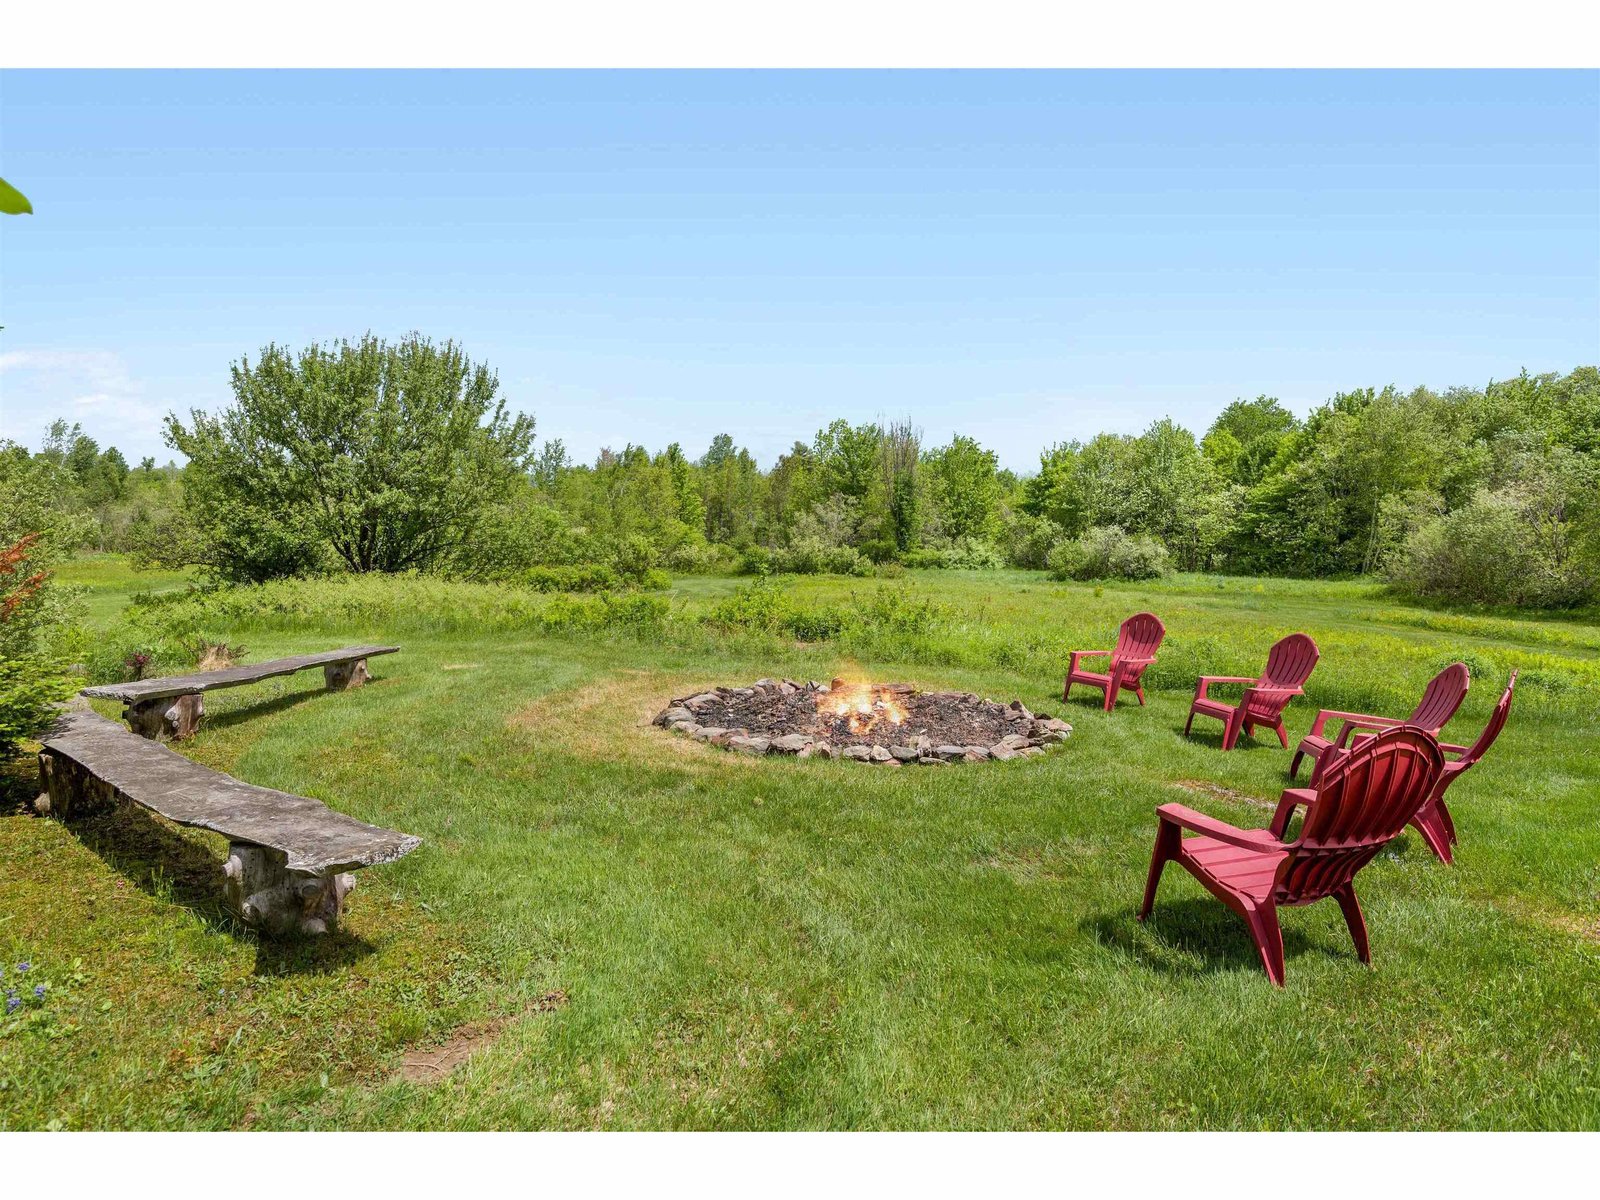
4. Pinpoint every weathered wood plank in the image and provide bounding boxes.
[38,709,419,875]
[81,645,399,703]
